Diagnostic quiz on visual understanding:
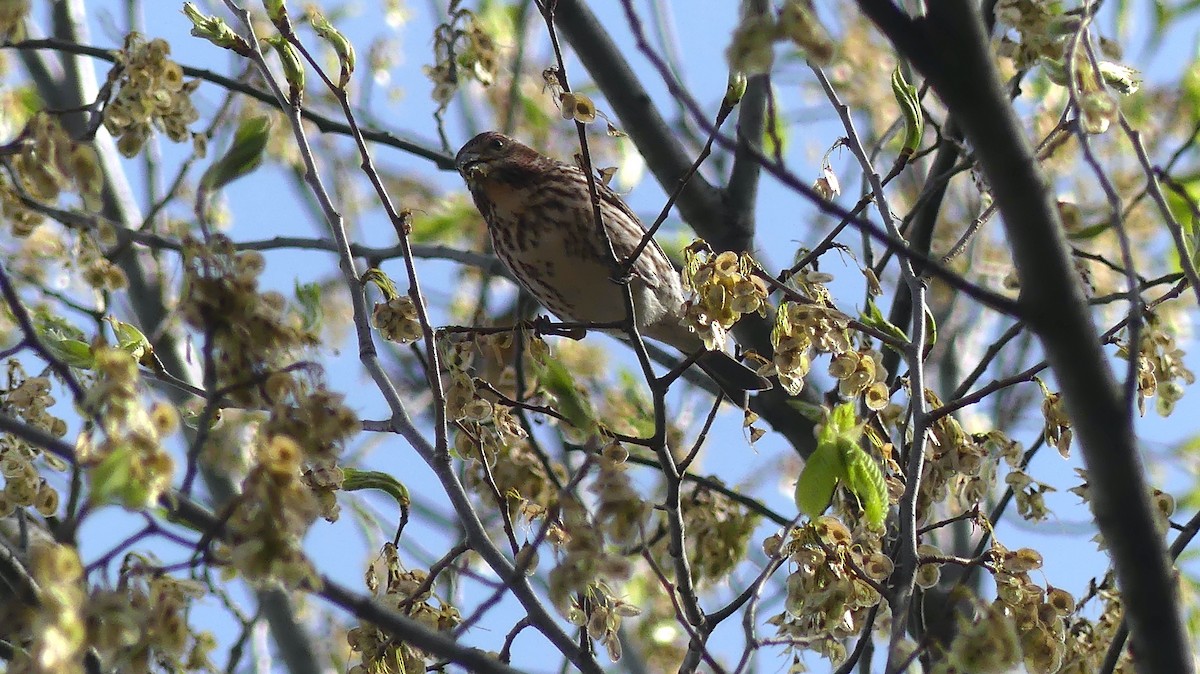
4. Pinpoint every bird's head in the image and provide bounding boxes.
[455,132,539,182]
